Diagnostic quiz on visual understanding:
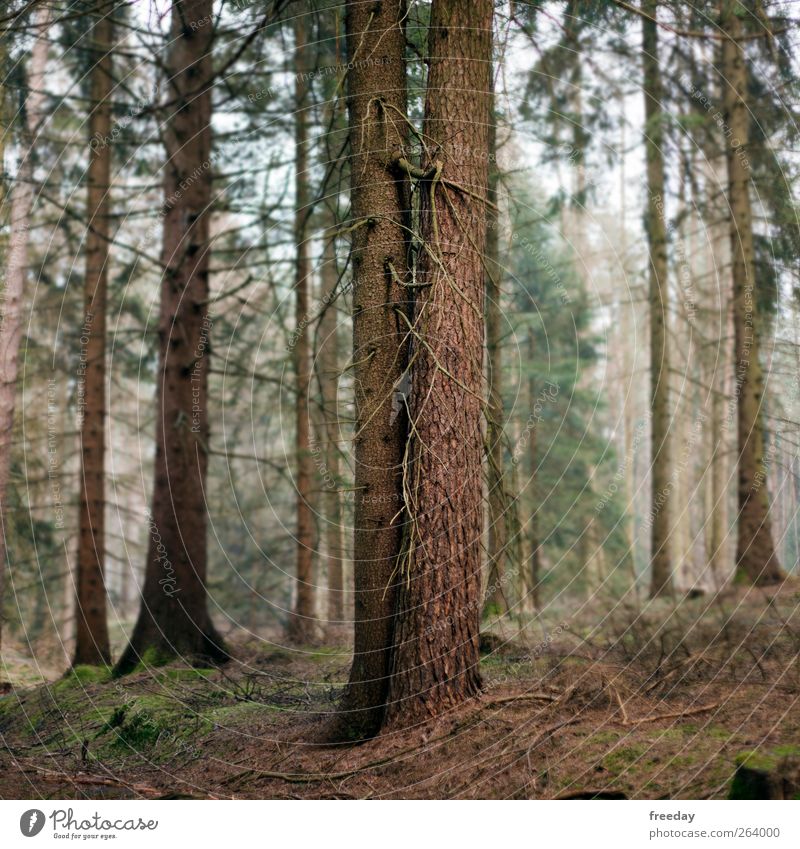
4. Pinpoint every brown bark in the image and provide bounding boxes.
[115,0,225,674]
[386,0,492,726]
[332,0,410,740]
[483,88,508,617]
[319,219,346,629]
[0,6,50,657]
[642,1,673,598]
[73,2,113,667]
[721,2,784,585]
[287,11,317,644]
